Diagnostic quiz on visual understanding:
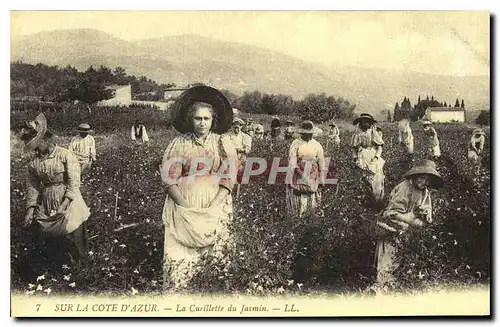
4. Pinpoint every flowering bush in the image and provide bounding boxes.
[10,121,490,296]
